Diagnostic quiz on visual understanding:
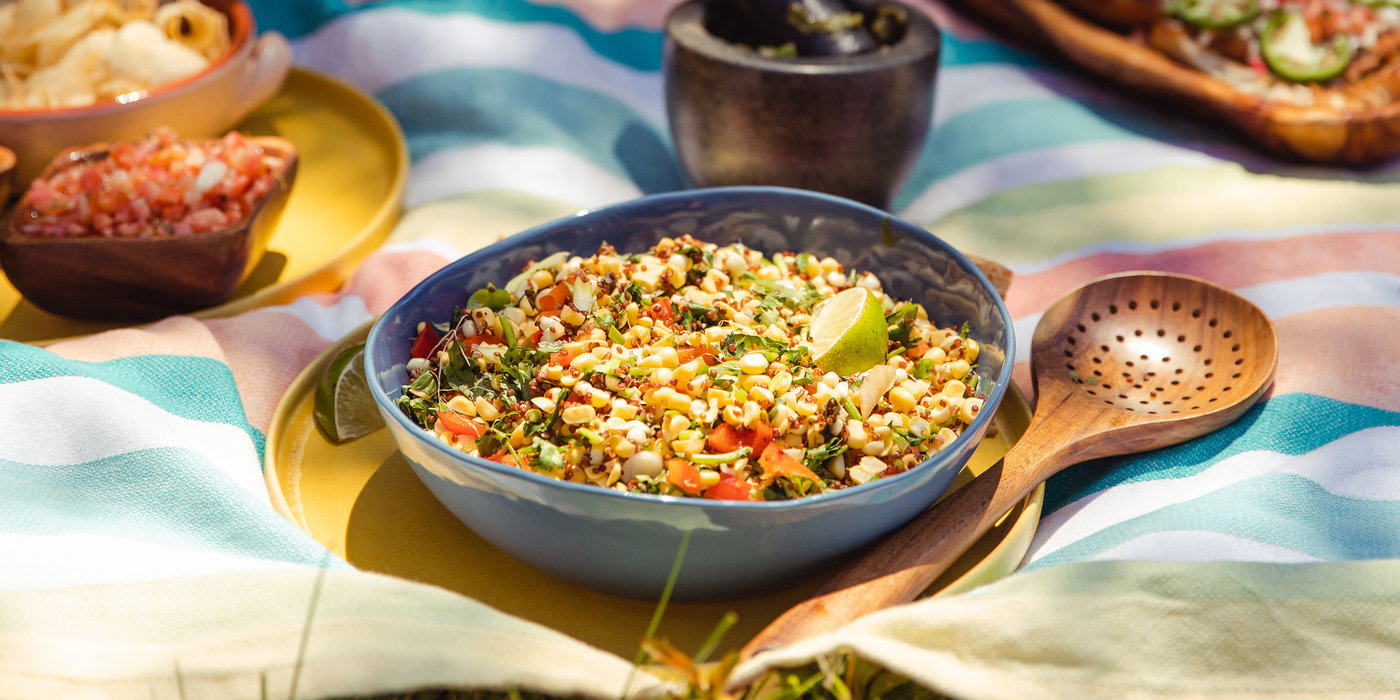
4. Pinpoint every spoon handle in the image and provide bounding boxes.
[740,393,1091,659]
